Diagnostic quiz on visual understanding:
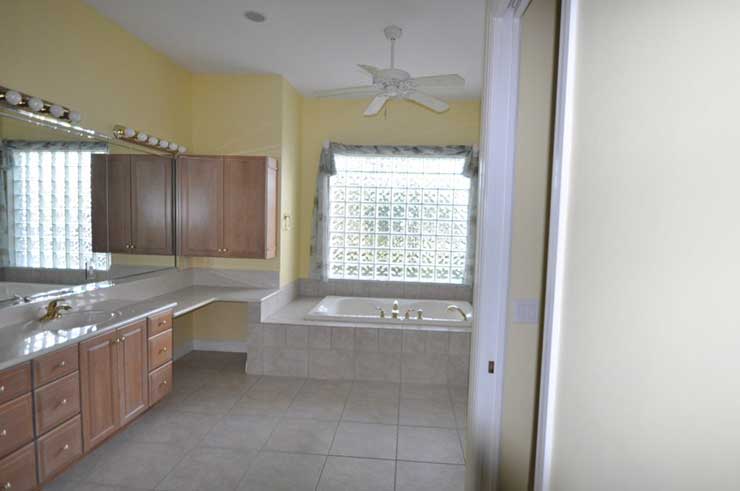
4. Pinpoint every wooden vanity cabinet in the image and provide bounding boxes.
[91,154,174,255]
[80,319,148,452]
[177,155,277,259]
